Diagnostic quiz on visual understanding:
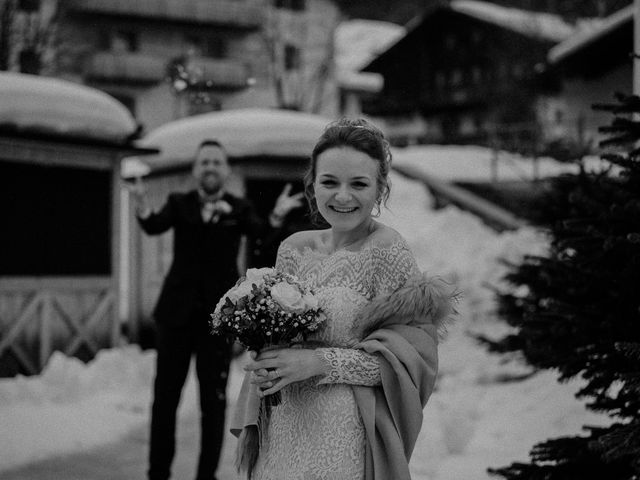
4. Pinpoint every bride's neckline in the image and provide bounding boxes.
[282,237,406,261]
[316,222,379,255]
